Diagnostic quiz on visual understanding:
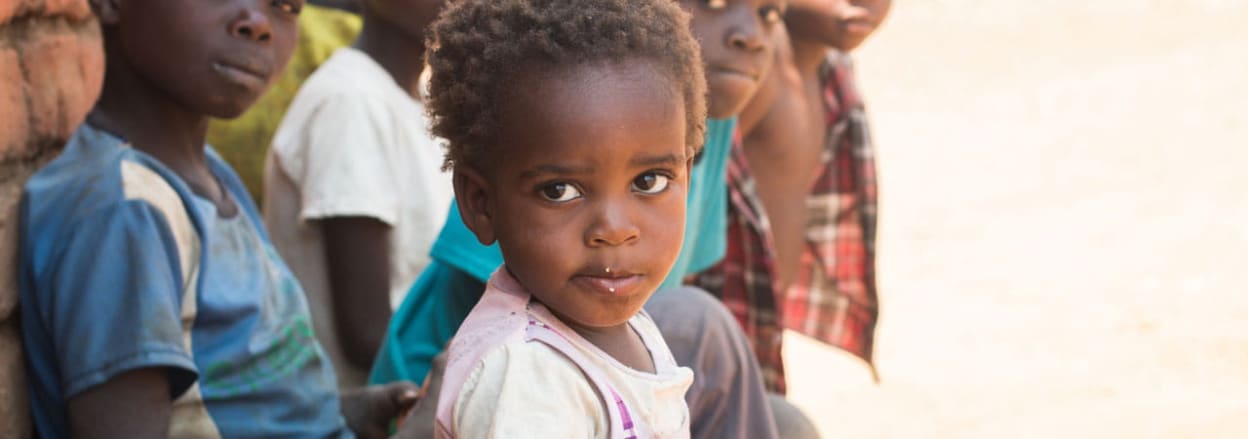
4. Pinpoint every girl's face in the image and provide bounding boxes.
[681,0,787,118]
[786,0,892,52]
[456,61,691,332]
